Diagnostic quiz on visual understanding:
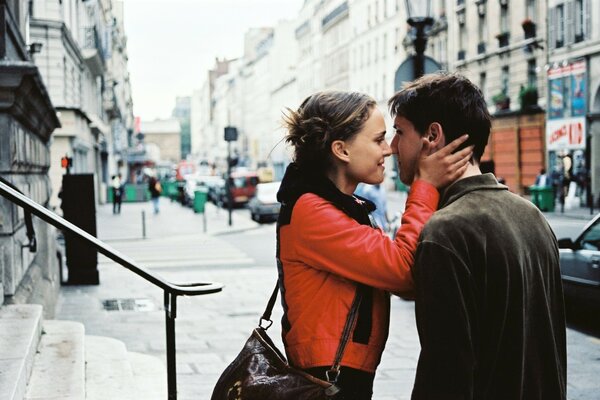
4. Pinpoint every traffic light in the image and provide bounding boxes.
[61,156,72,174]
